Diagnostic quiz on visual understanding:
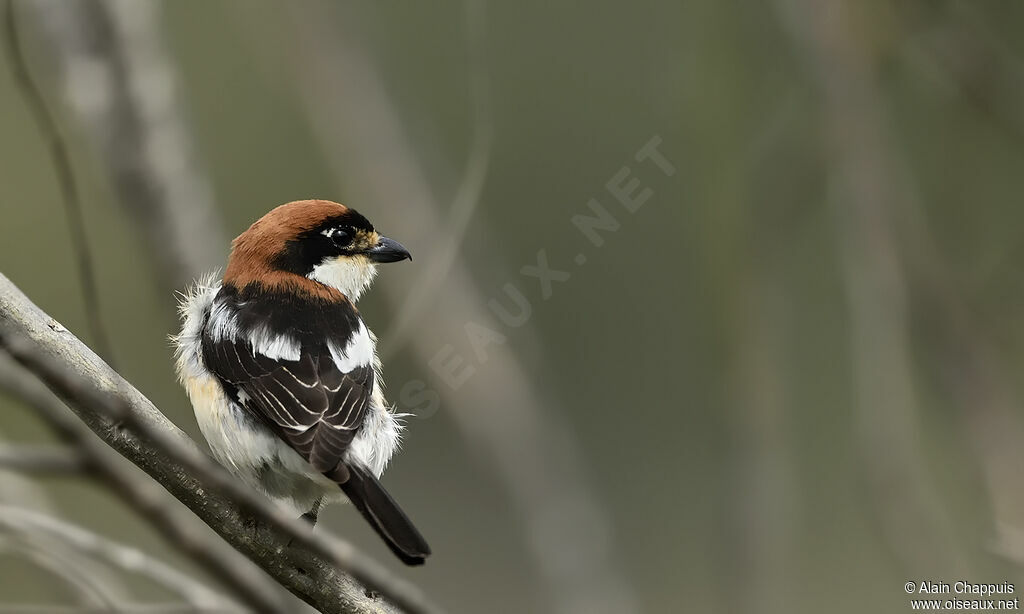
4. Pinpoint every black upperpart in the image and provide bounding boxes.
[216,282,361,345]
